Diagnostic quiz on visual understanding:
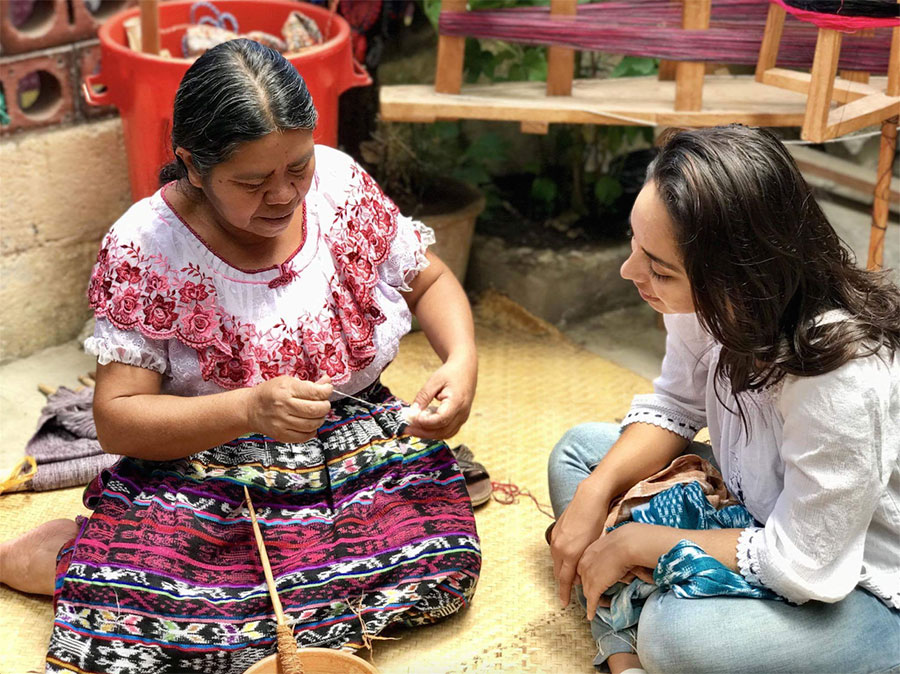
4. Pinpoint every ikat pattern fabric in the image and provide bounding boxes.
[46,384,480,674]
